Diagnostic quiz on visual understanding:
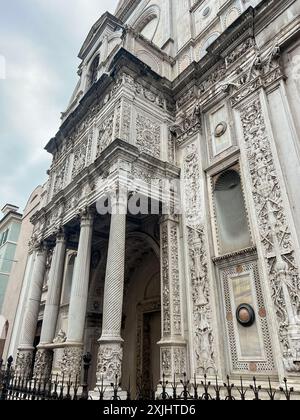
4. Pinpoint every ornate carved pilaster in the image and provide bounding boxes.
[182,143,216,376]
[238,95,300,373]
[159,214,187,380]
[33,349,53,381]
